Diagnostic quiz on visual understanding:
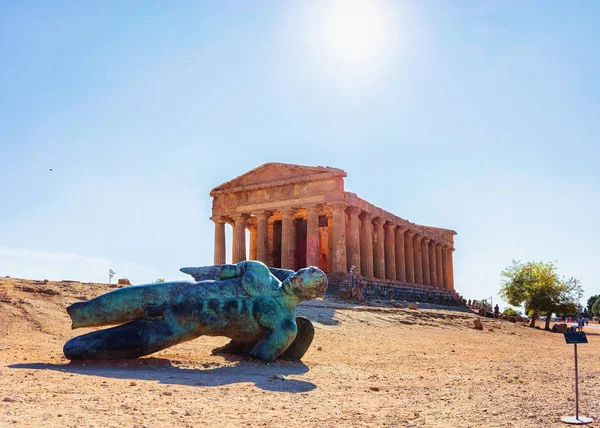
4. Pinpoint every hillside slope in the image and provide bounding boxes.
[1,277,599,427]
